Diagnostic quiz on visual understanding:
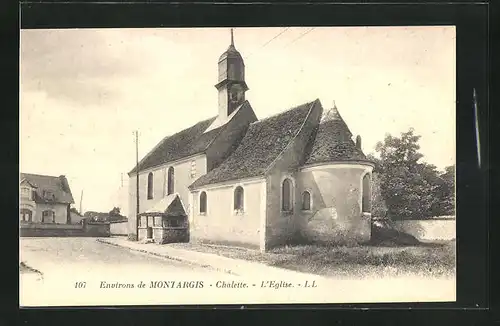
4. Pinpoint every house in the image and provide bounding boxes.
[128,29,374,251]
[20,173,75,224]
